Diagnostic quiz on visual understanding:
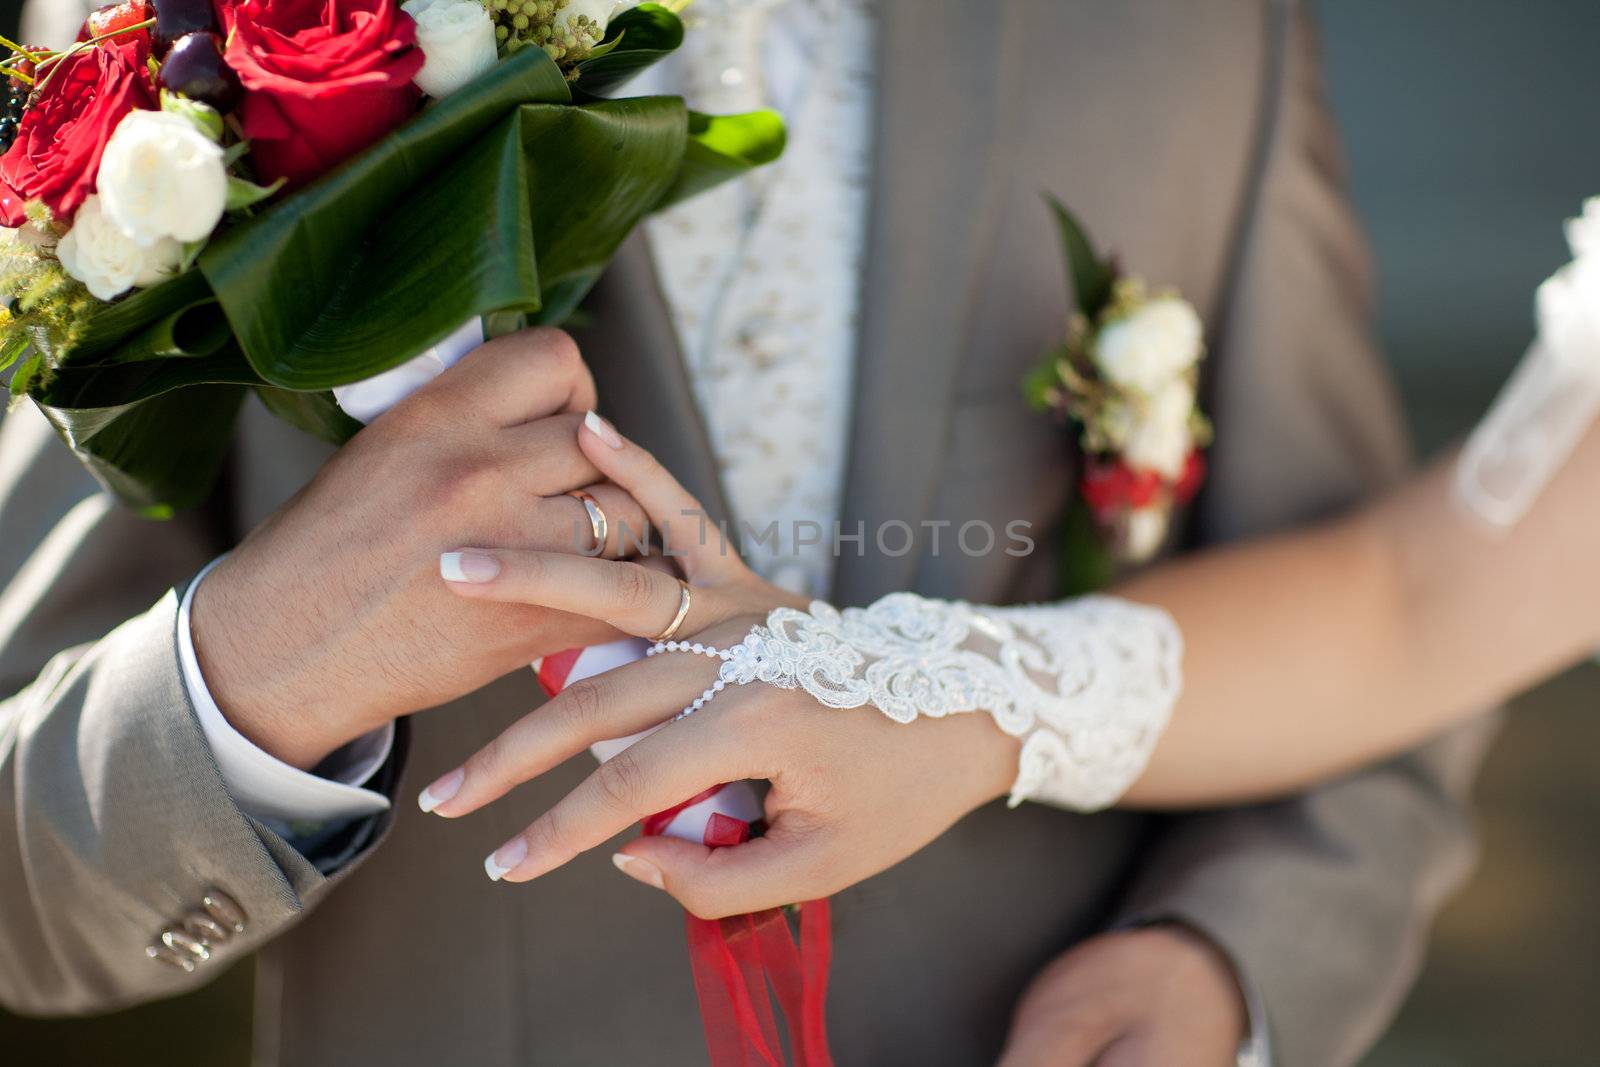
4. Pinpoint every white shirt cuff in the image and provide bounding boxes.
[178,558,393,832]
